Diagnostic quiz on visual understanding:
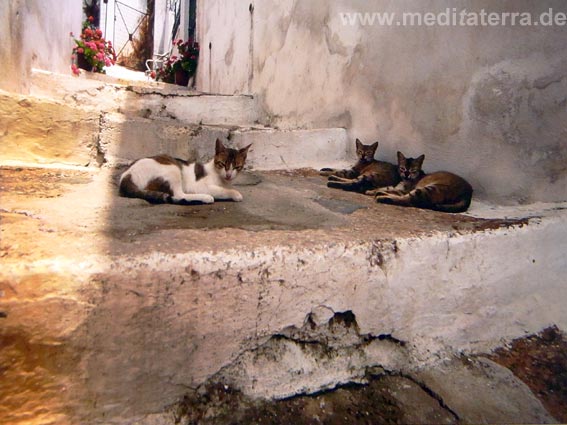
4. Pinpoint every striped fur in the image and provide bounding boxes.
[374,152,473,213]
[322,139,400,193]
